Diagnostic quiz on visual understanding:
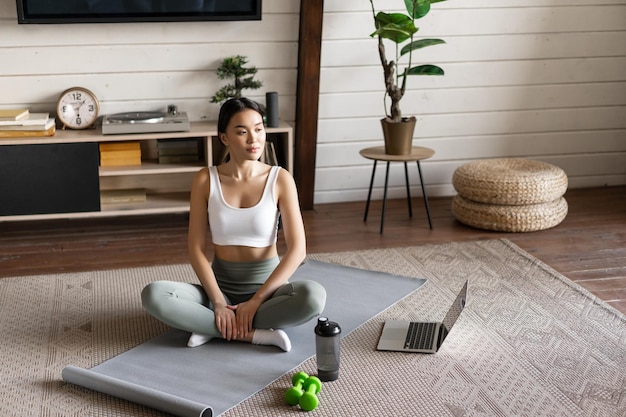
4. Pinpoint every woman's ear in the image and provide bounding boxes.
[219,132,228,147]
